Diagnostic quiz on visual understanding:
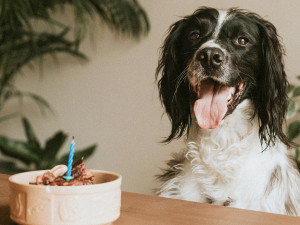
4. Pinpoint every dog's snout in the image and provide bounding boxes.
[198,48,225,69]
